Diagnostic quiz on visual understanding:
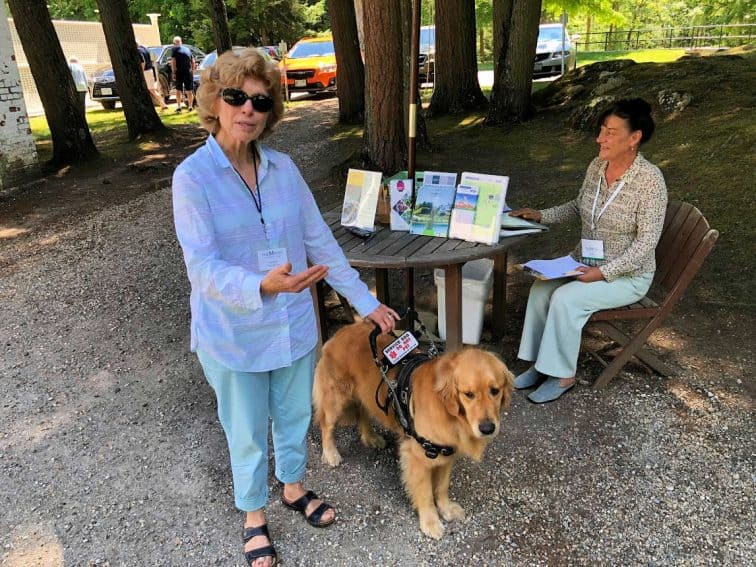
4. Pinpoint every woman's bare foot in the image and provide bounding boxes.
[282,482,335,525]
